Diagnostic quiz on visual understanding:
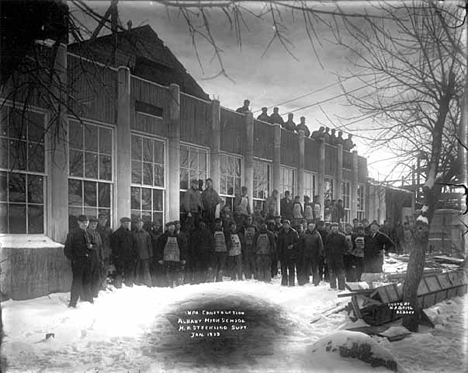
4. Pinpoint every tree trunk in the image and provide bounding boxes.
[402,217,430,332]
